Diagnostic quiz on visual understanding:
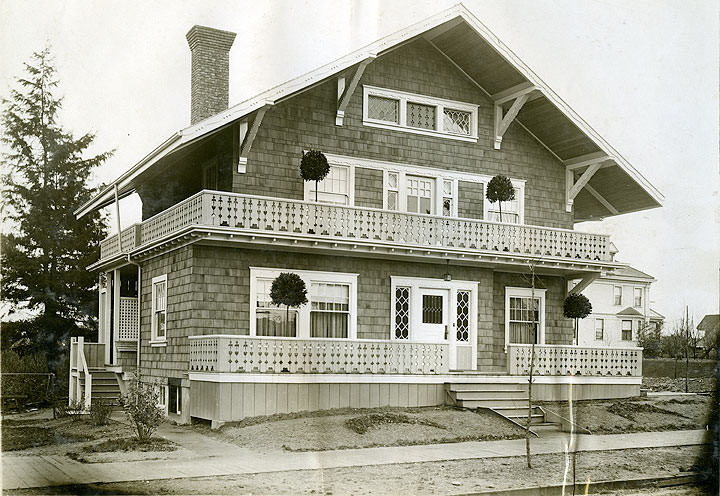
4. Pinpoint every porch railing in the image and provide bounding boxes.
[189,335,450,375]
[69,337,99,410]
[507,344,643,377]
[100,190,611,262]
